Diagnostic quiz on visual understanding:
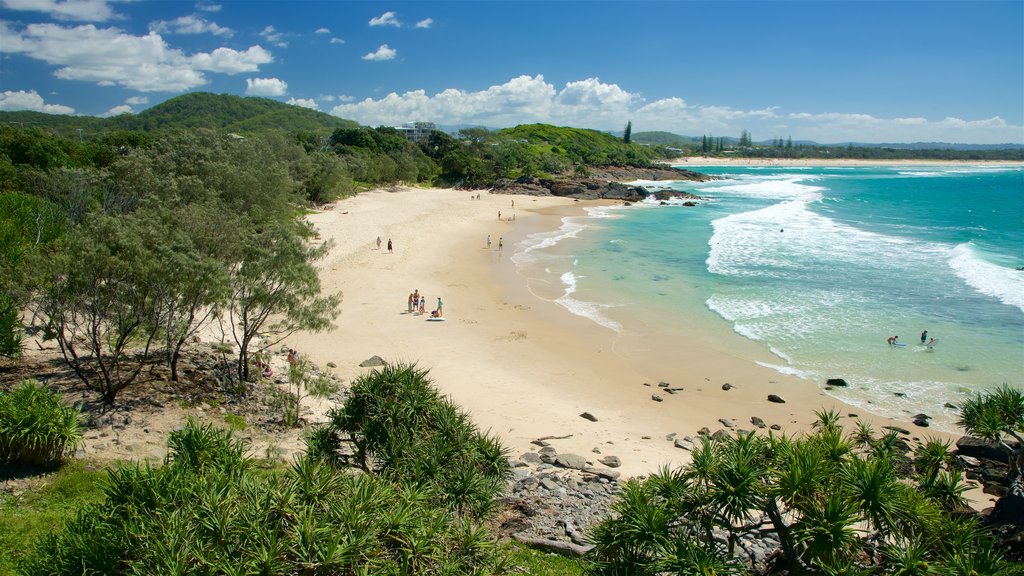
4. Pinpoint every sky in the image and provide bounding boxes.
[1,0,1022,144]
